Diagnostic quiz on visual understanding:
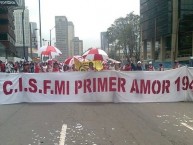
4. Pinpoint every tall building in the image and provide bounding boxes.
[100,32,108,53]
[14,8,30,59]
[29,22,38,58]
[17,0,25,7]
[30,22,38,49]
[0,0,19,6]
[140,0,193,62]
[0,2,18,58]
[55,16,68,61]
[68,21,74,56]
[71,37,83,56]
